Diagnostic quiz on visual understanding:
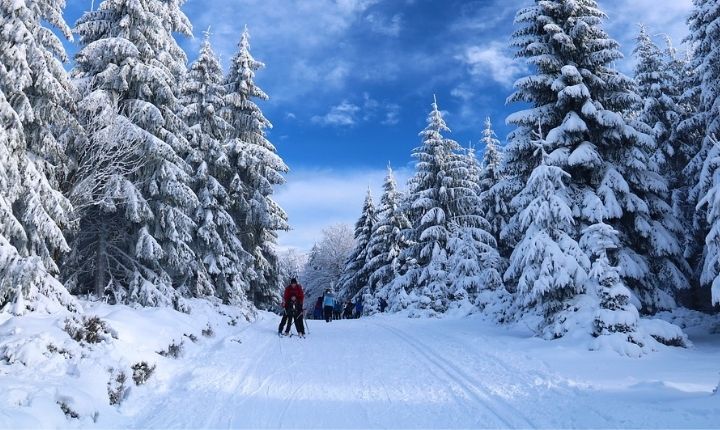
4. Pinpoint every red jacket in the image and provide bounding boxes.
[283,283,304,307]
